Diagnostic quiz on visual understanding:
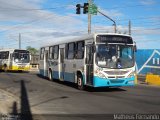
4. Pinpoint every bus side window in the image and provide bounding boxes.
[67,43,75,59]
[53,45,59,60]
[40,48,45,60]
[76,41,84,59]
[1,51,9,59]
[49,46,53,59]
[65,44,68,59]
